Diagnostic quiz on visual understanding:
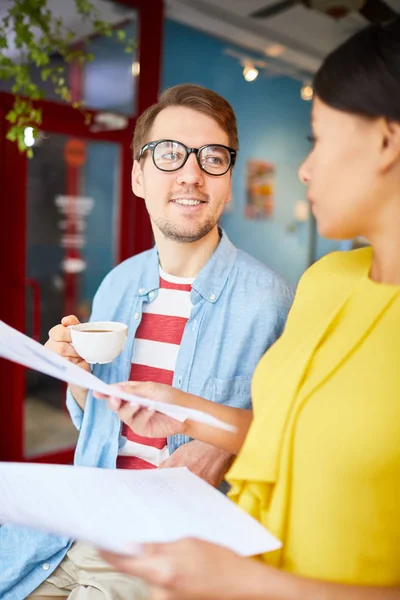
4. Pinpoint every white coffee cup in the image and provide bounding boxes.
[69,321,128,364]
